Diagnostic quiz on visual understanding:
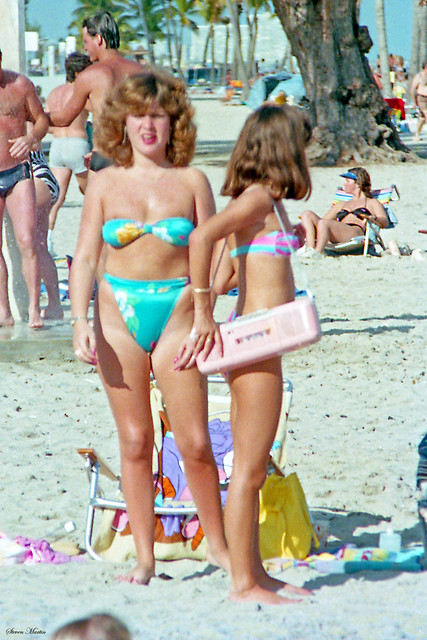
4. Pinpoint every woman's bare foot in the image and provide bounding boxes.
[230,584,303,605]
[258,572,312,596]
[117,564,155,585]
[28,310,44,329]
[41,304,64,320]
[0,314,14,327]
[206,547,230,573]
